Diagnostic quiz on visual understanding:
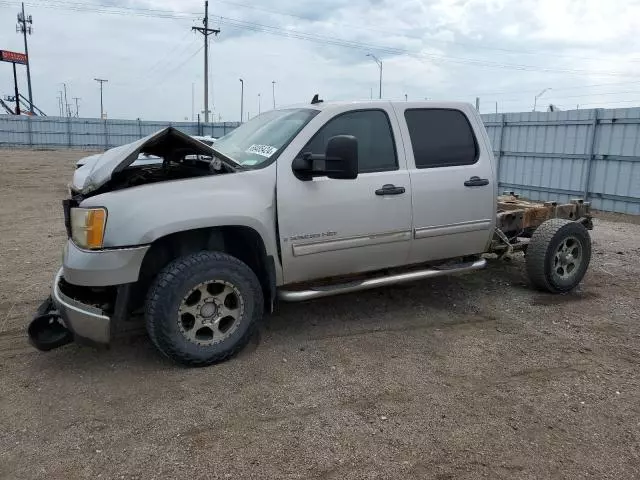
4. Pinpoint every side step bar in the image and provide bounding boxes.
[278,258,487,302]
